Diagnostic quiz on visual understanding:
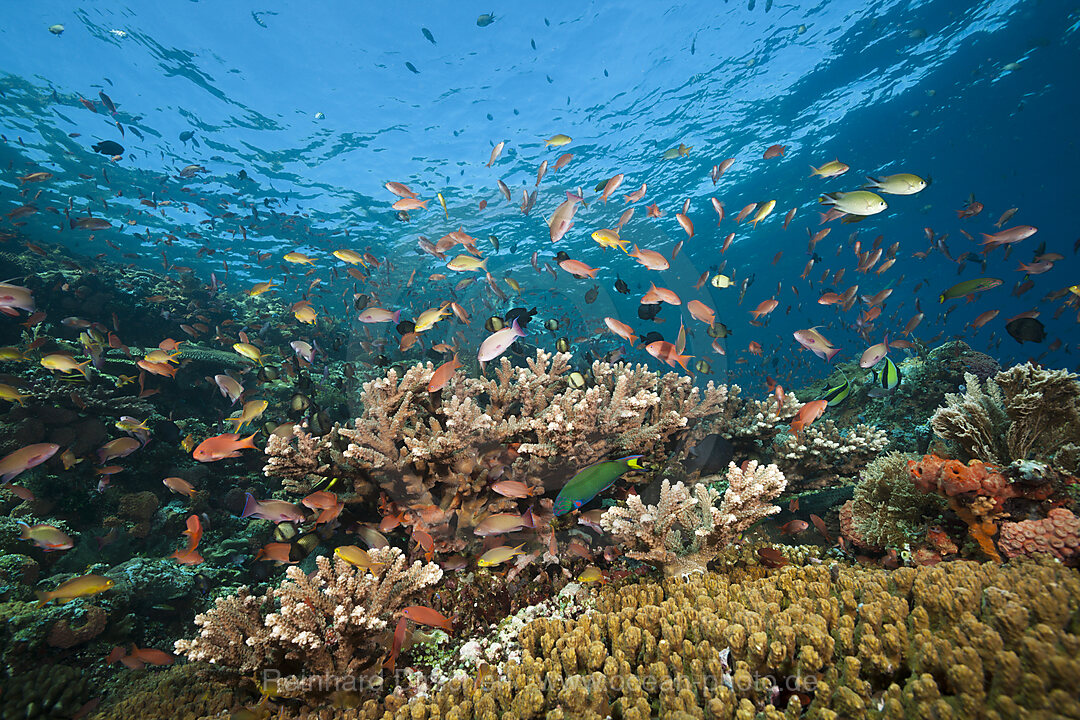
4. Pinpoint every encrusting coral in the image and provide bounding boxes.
[174,546,442,698]
[600,461,786,576]
[931,364,1080,469]
[999,508,1080,561]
